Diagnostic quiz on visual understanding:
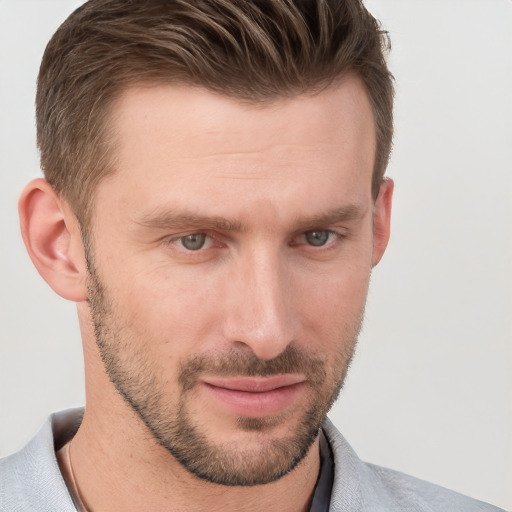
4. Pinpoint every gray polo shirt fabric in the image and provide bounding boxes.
[0,409,505,511]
